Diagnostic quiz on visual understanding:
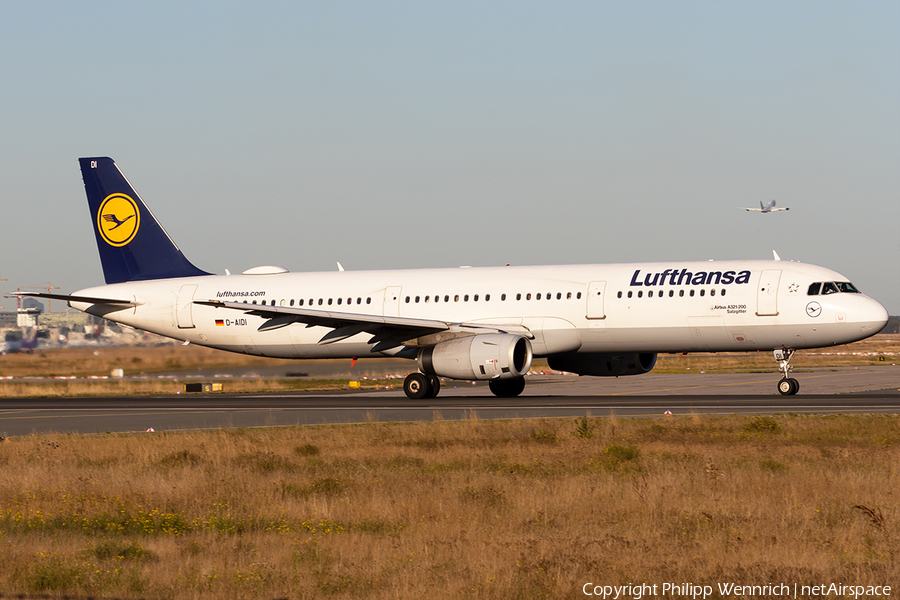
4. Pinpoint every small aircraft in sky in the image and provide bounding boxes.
[744,200,789,213]
[18,158,887,398]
